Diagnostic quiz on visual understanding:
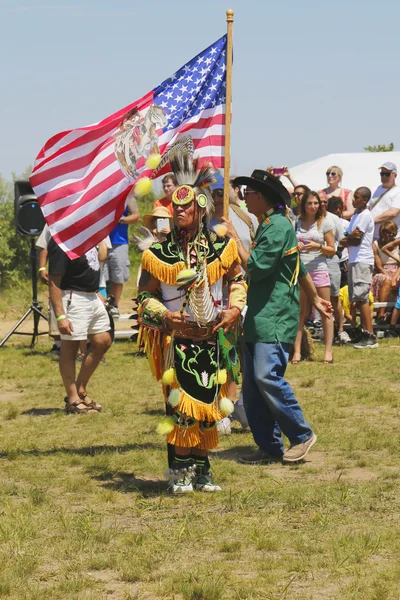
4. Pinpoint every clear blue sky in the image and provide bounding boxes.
[1,0,399,181]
